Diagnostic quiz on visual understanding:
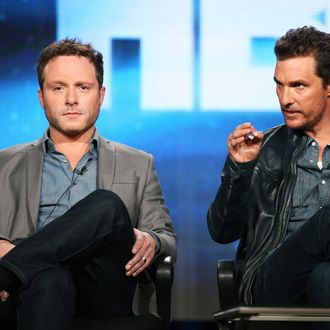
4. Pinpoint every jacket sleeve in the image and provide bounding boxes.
[207,156,256,244]
[137,154,177,260]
